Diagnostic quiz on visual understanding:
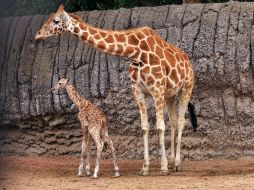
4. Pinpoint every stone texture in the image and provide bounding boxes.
[0,2,254,160]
